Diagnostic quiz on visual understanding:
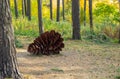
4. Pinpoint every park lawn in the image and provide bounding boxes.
[16,37,120,79]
